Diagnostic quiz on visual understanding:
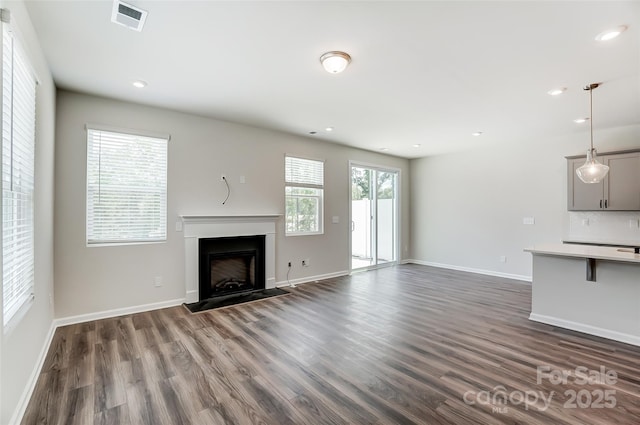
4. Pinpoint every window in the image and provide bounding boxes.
[86,128,168,245]
[285,156,324,235]
[2,25,37,326]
